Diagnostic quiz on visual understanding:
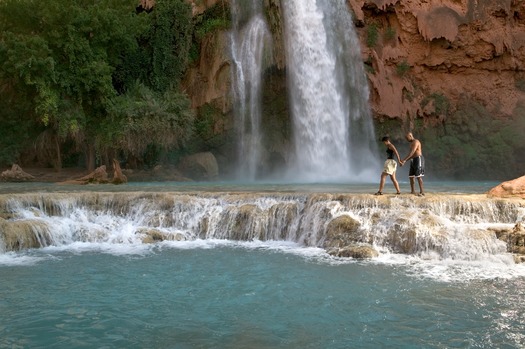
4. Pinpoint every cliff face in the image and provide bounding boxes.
[351,0,525,122]
[182,0,525,179]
